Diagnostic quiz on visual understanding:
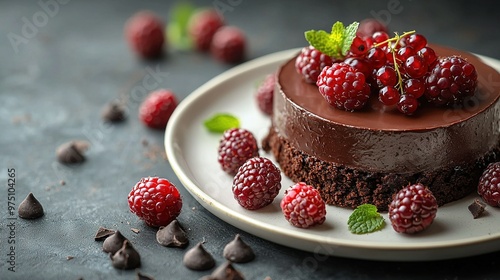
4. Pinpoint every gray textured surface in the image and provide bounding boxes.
[1,0,499,279]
